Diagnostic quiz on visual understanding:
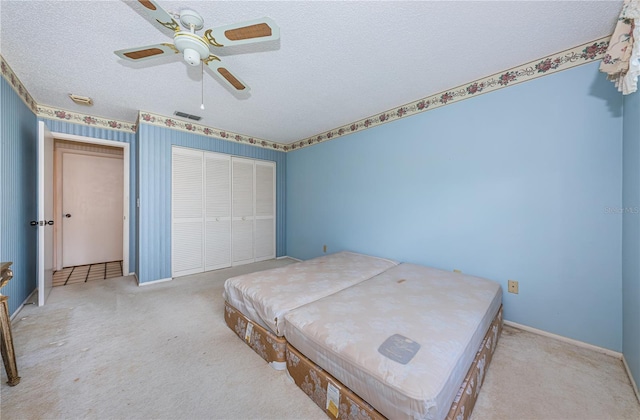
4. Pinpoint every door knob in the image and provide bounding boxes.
[30,221,38,226]
[64,214,72,218]
[46,220,54,226]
